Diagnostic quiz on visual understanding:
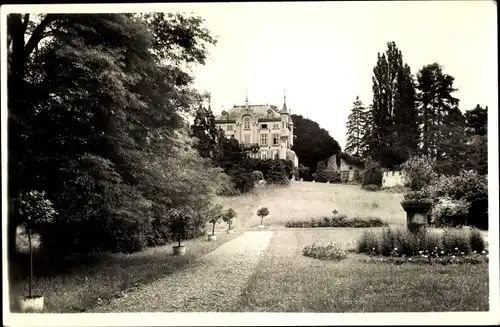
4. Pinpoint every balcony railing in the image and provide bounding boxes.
[280,129,290,137]
[241,143,260,151]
